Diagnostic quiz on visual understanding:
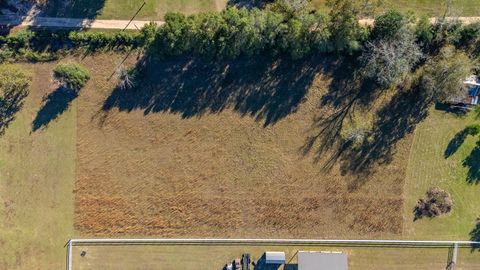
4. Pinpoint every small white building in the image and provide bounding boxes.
[456,76,480,105]
[298,251,348,270]
[265,251,286,264]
